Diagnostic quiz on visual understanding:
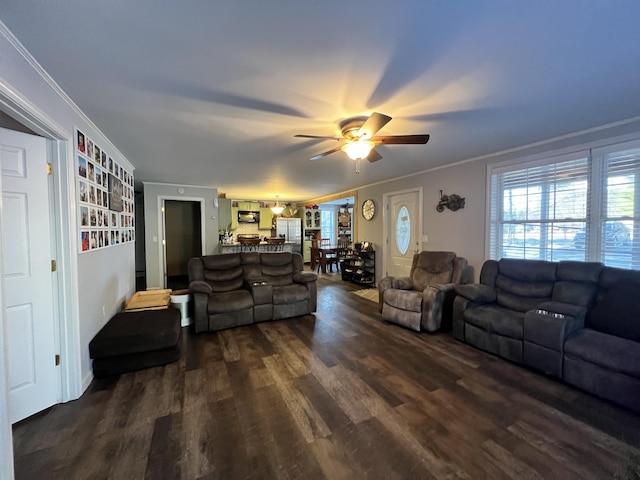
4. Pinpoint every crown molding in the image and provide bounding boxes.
[0,20,133,170]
